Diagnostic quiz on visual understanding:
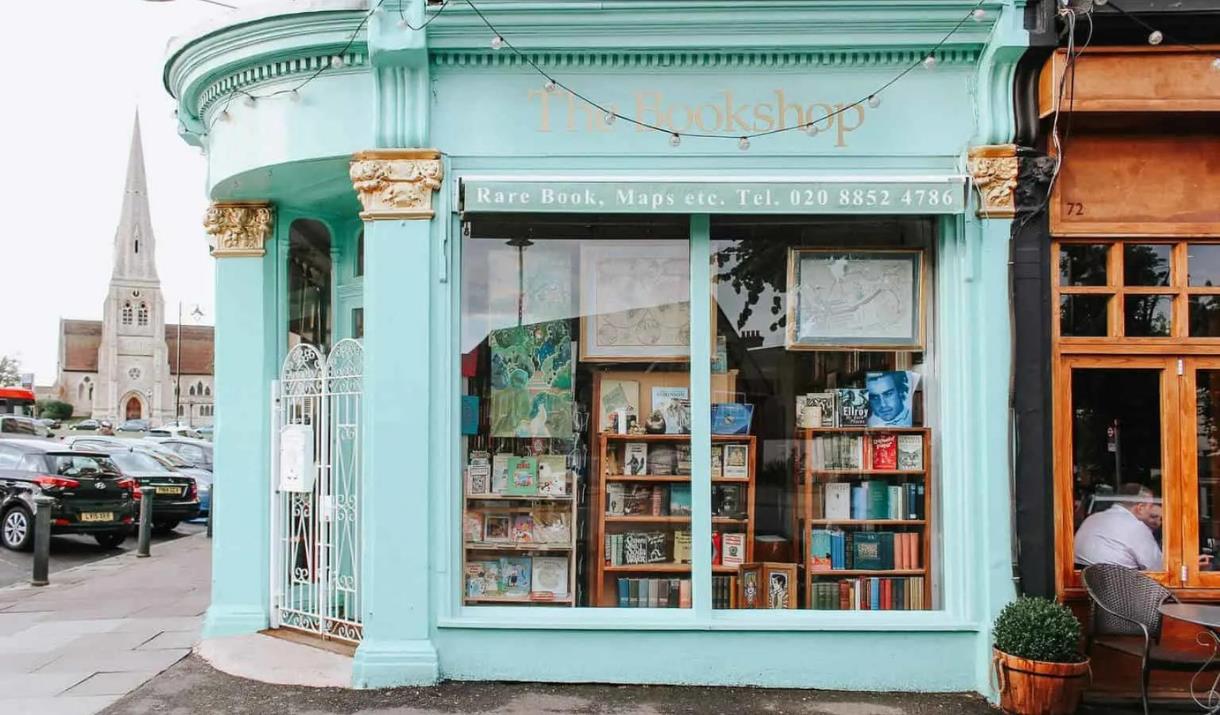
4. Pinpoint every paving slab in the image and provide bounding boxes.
[4,694,122,715]
[65,670,160,696]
